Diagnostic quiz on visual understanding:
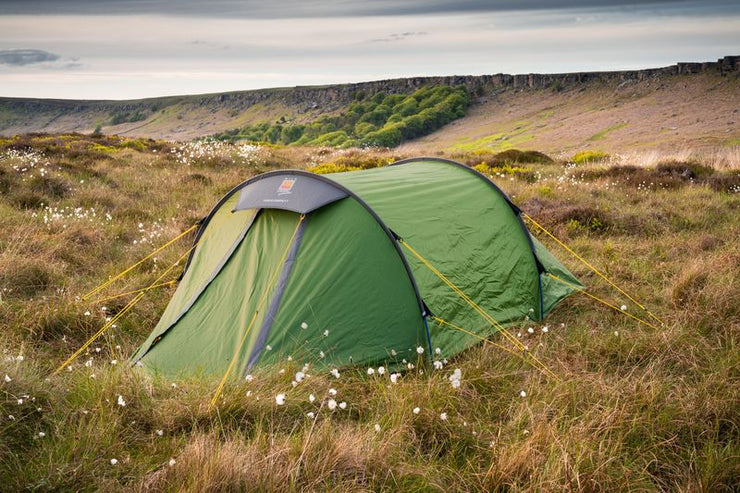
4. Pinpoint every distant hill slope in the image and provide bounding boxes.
[1,56,738,153]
